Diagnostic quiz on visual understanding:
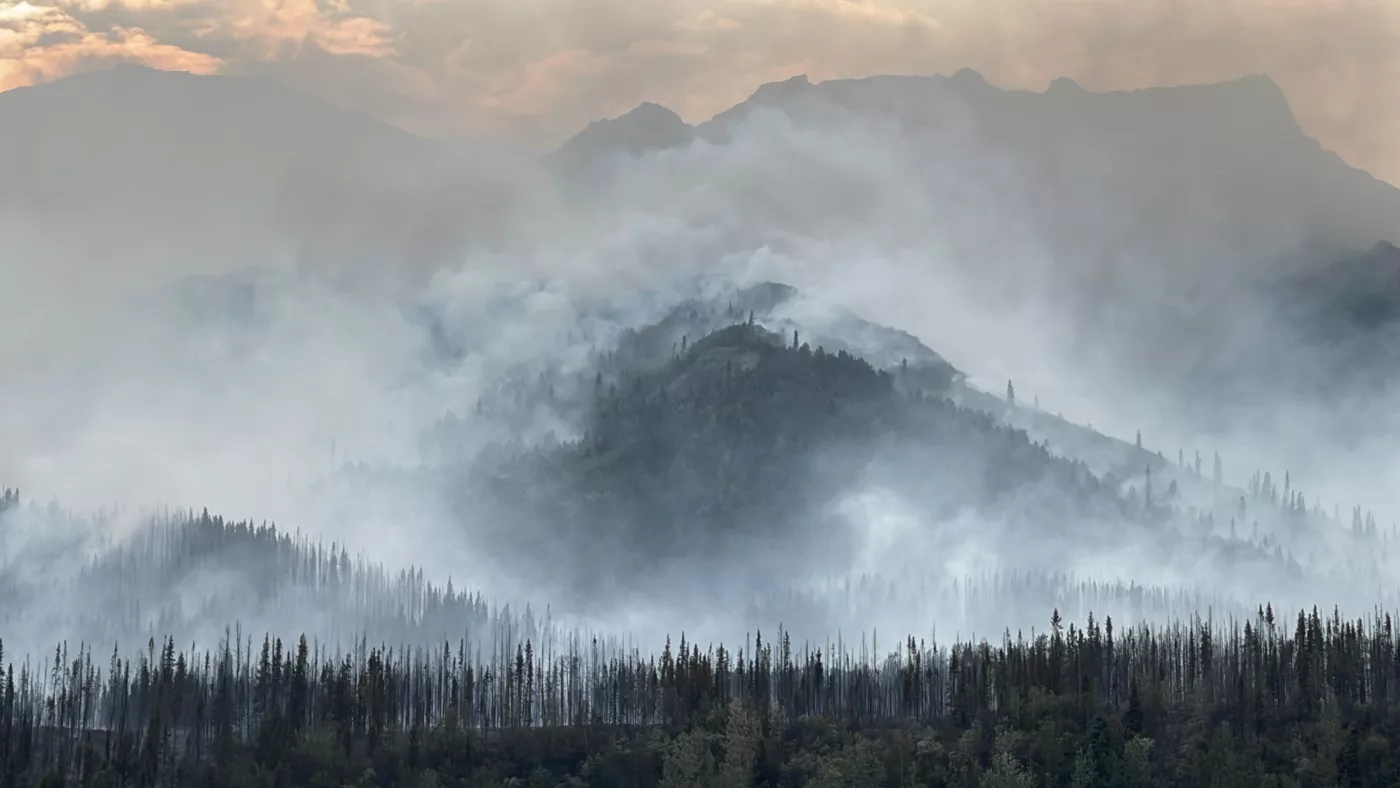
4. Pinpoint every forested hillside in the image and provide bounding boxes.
[430,310,1385,619]
[7,290,1394,639]
[6,292,1400,786]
